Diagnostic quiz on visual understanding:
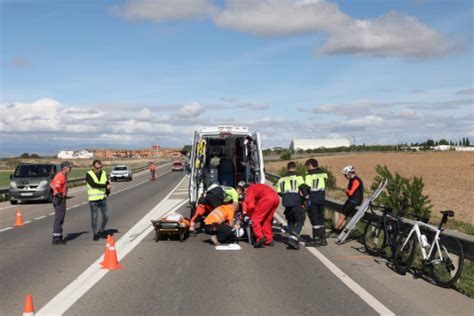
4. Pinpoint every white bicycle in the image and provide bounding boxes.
[394,210,464,288]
